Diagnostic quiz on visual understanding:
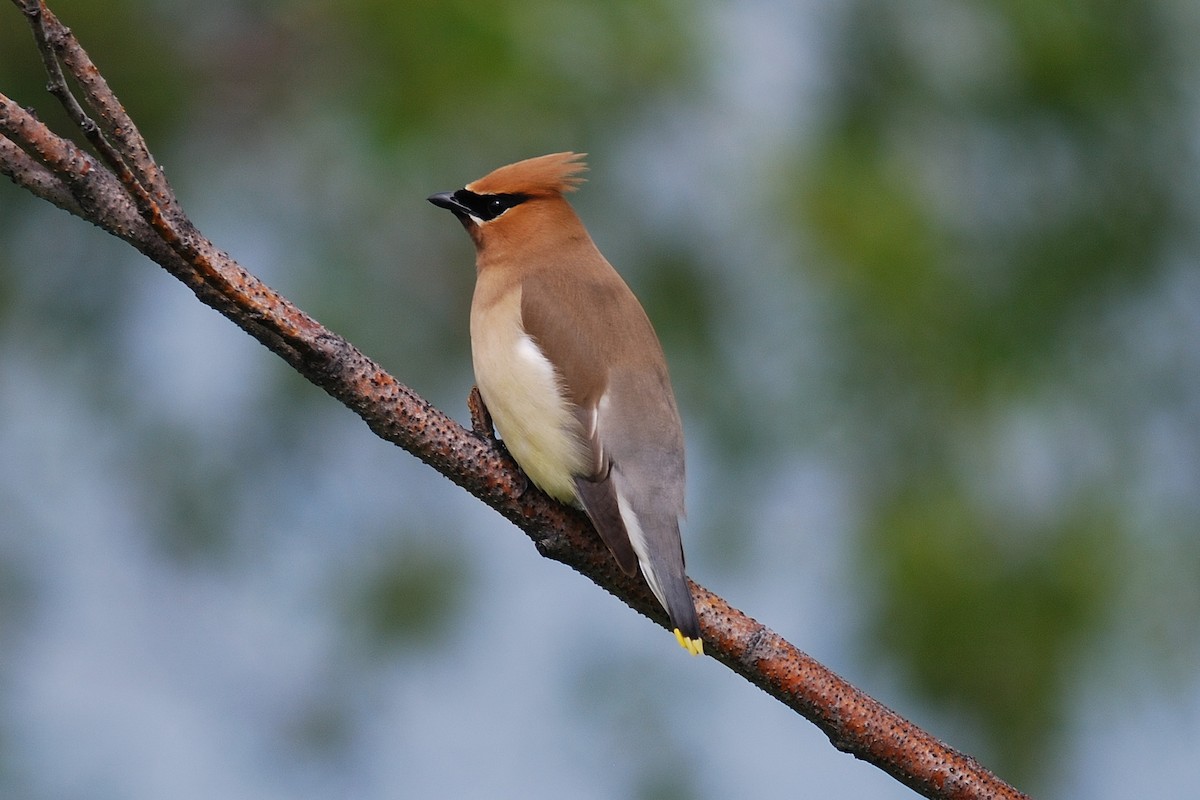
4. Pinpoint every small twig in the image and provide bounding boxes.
[0,133,83,215]
[16,0,240,331]
[0,92,106,213]
[0,92,306,365]
[20,0,133,198]
[17,0,174,210]
[17,2,173,239]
